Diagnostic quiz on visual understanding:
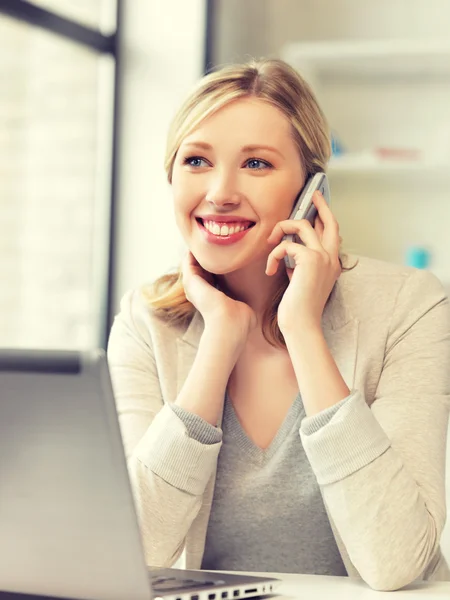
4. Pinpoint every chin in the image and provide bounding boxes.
[197,259,241,276]
[195,251,265,276]
[191,251,239,274]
